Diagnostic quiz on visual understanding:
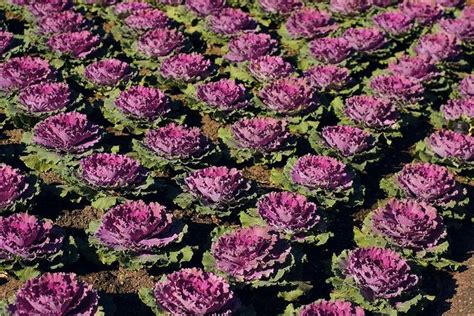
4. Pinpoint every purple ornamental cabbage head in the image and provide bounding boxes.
[18,82,71,114]
[95,200,180,253]
[459,75,474,99]
[388,55,437,81]
[48,31,100,59]
[371,199,446,251]
[186,0,225,16]
[441,98,474,121]
[329,0,370,16]
[400,1,442,24]
[427,129,474,161]
[285,8,336,39]
[230,117,290,152]
[258,0,302,14]
[321,125,374,157]
[259,77,316,115]
[113,1,151,16]
[0,31,13,56]
[343,27,386,52]
[309,37,352,64]
[196,79,249,111]
[299,300,365,316]
[414,32,460,62]
[38,11,85,35]
[84,58,132,86]
[153,268,238,314]
[303,65,350,91]
[27,0,71,17]
[369,74,424,102]
[225,33,278,62]
[0,213,64,261]
[114,86,169,120]
[344,95,399,129]
[397,162,460,204]
[0,164,29,211]
[373,11,413,35]
[206,8,257,36]
[343,247,419,300]
[79,153,146,188]
[124,9,169,31]
[291,155,353,190]
[144,123,209,159]
[9,272,99,315]
[439,18,474,42]
[160,53,212,82]
[137,28,185,58]
[247,55,294,82]
[211,226,291,281]
[0,56,53,92]
[184,166,250,205]
[33,112,101,154]
[257,191,319,232]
